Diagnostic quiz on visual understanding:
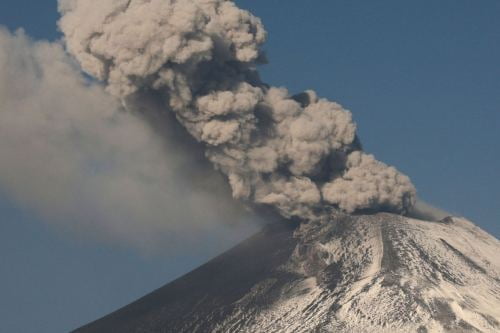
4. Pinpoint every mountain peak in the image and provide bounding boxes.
[75,214,500,333]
